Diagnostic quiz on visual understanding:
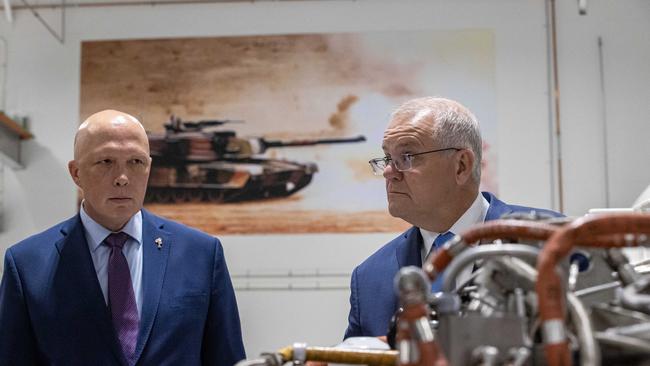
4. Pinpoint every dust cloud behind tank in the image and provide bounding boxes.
[145,116,366,203]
